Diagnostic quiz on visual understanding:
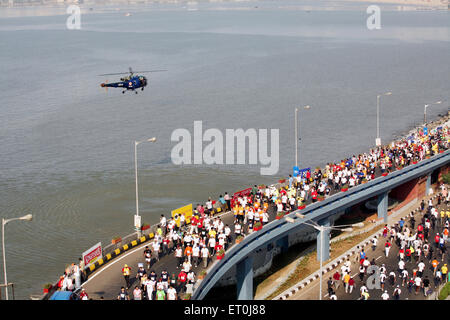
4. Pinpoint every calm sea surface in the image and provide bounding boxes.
[0,0,449,299]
